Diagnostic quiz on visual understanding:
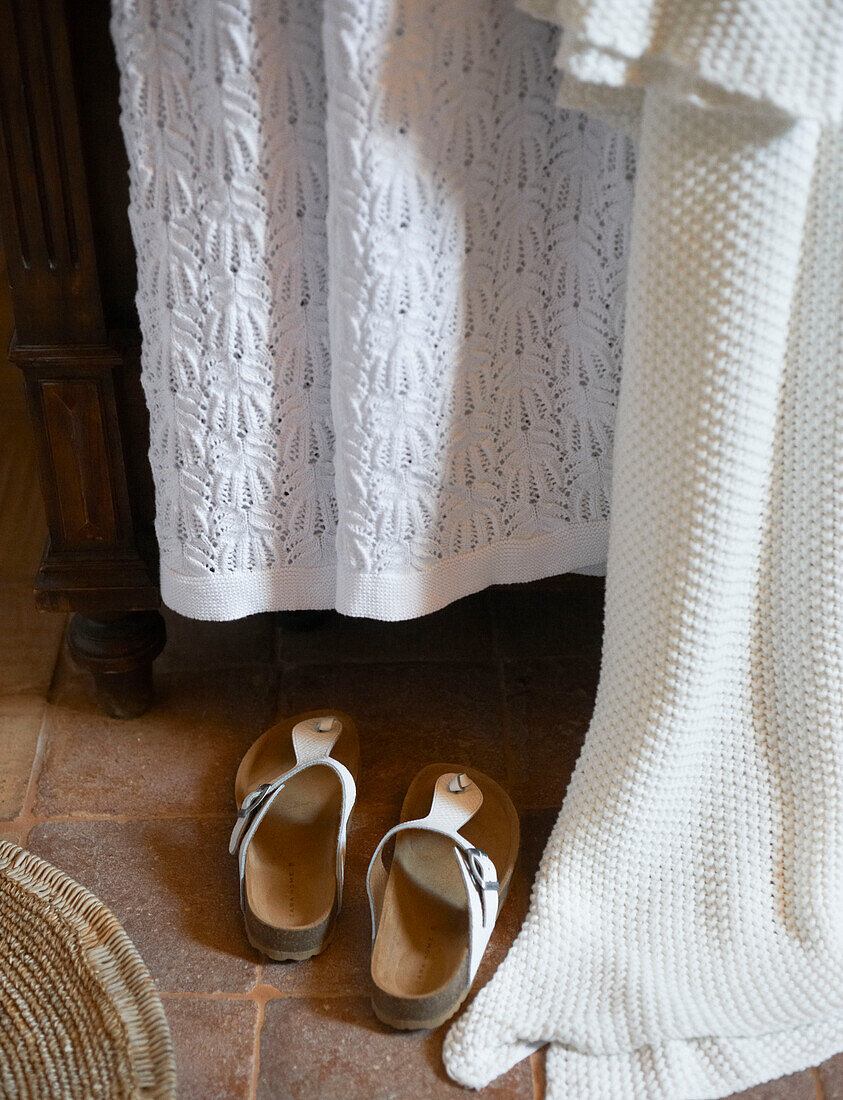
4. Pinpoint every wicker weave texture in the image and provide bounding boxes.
[0,841,175,1100]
